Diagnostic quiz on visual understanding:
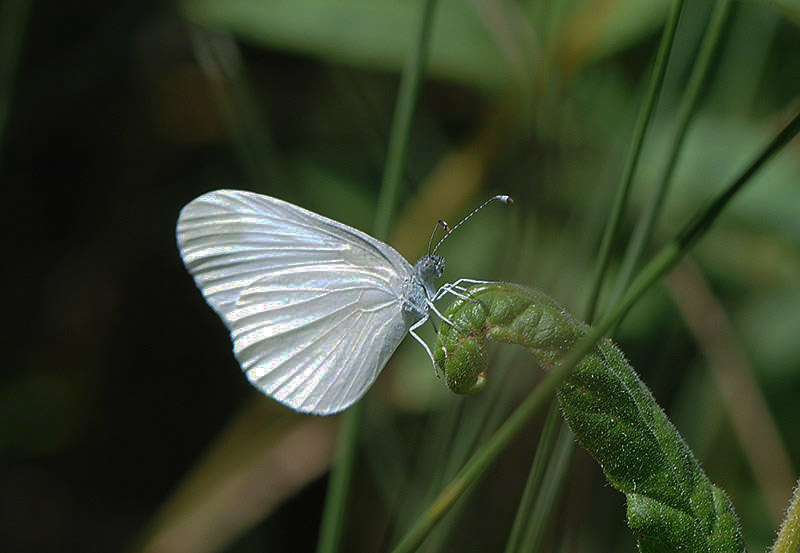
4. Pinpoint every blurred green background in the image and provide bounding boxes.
[1,0,799,551]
